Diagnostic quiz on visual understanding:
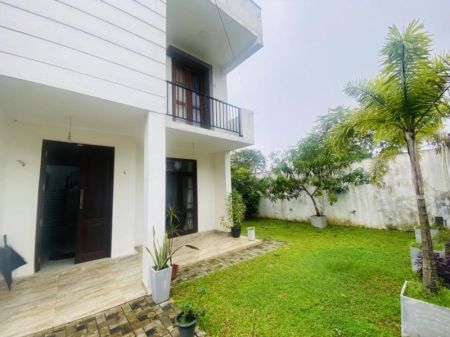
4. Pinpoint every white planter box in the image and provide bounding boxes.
[409,247,444,272]
[311,215,327,228]
[401,281,450,337]
[247,227,256,241]
[415,228,439,243]
[149,266,172,304]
